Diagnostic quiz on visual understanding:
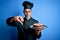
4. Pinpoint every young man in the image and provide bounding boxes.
[6,1,44,40]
